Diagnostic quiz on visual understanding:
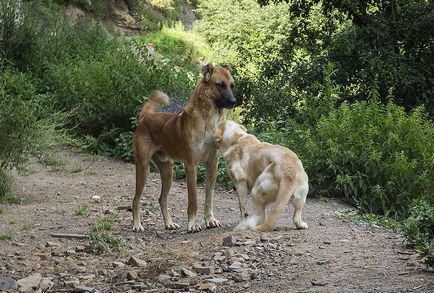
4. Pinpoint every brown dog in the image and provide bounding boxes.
[132,64,236,232]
